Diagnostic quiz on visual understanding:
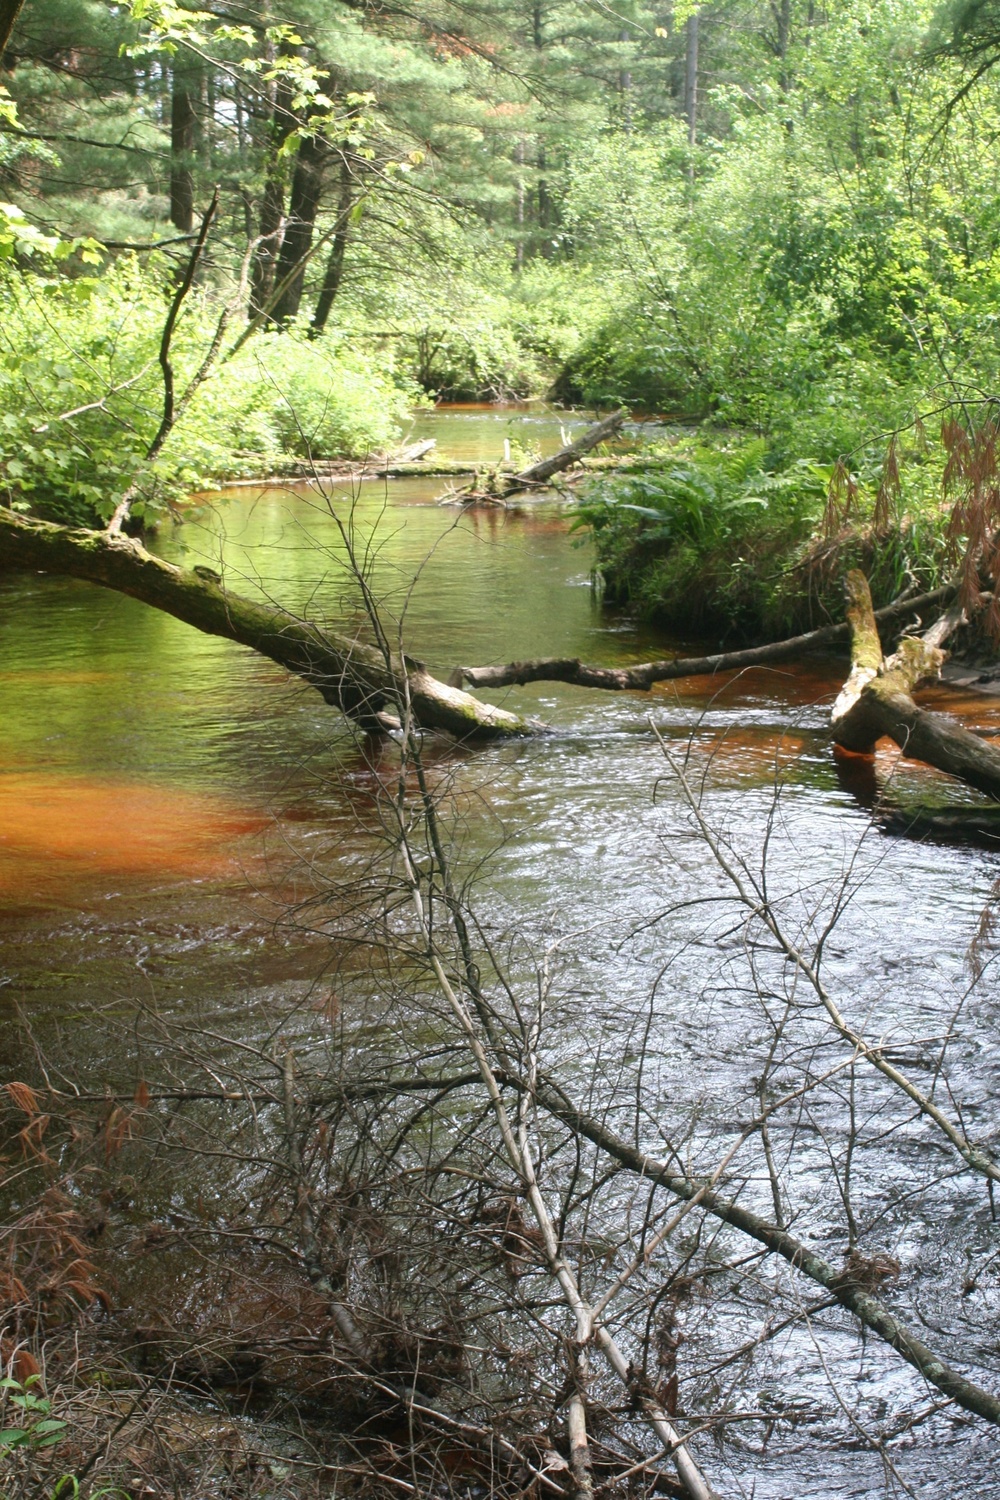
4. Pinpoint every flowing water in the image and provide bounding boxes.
[2,406,1000,1497]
